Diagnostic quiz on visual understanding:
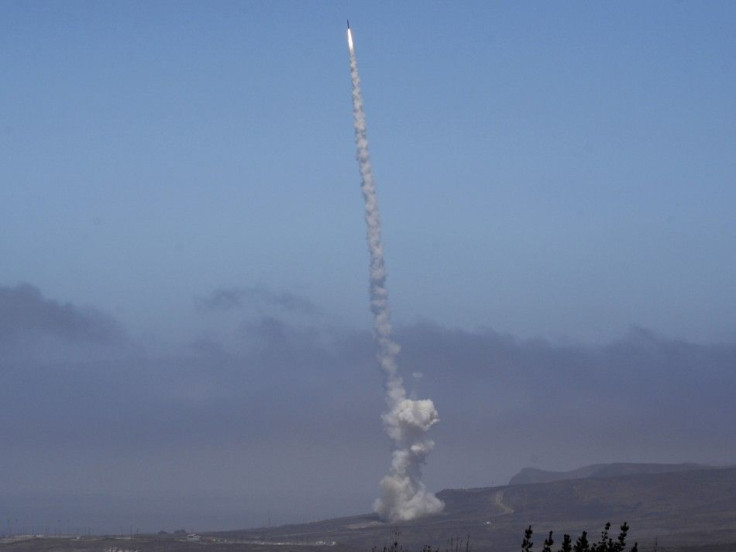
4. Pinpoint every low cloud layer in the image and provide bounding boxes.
[196,285,318,316]
[0,283,124,345]
[1,283,734,531]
